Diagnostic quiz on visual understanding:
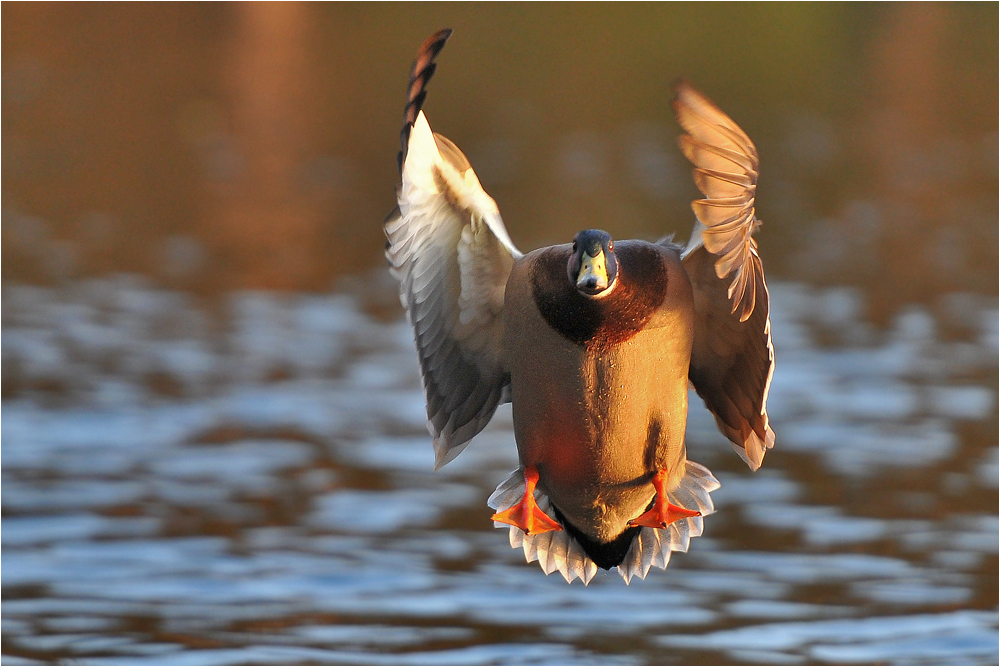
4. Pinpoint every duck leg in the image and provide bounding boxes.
[491,466,562,535]
[628,469,701,529]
